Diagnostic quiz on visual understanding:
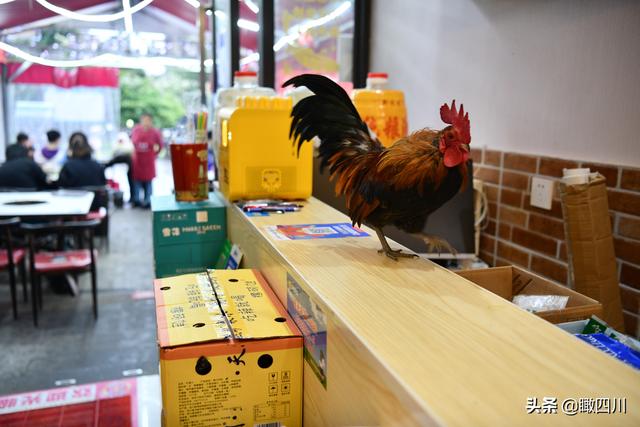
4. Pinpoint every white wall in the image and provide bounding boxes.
[370,0,640,167]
